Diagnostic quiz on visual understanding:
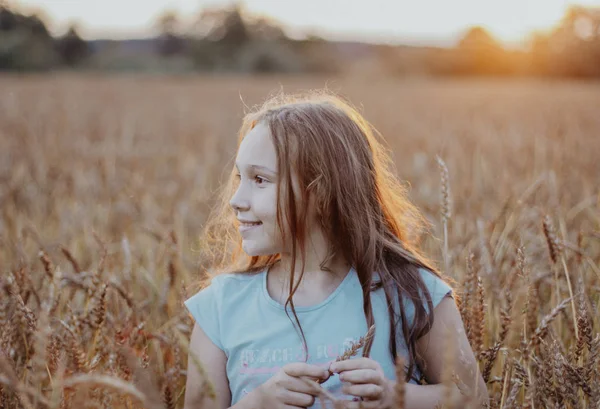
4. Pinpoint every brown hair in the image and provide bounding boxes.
[196,89,450,382]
